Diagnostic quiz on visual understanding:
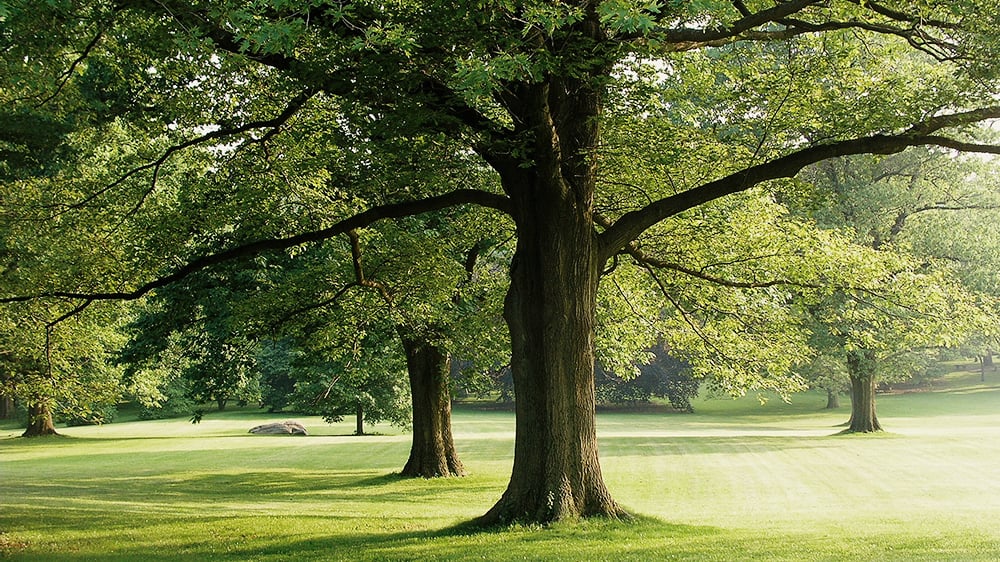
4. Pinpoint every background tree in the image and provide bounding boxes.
[790,148,1000,432]
[595,342,700,412]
